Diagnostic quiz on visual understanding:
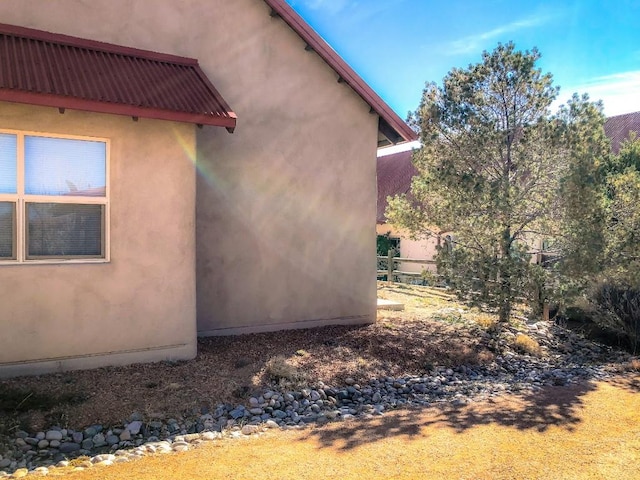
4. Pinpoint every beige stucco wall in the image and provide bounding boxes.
[0,102,197,377]
[193,2,378,334]
[0,0,378,338]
